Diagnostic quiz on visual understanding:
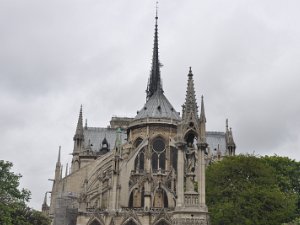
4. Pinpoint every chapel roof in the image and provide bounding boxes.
[135,90,180,120]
